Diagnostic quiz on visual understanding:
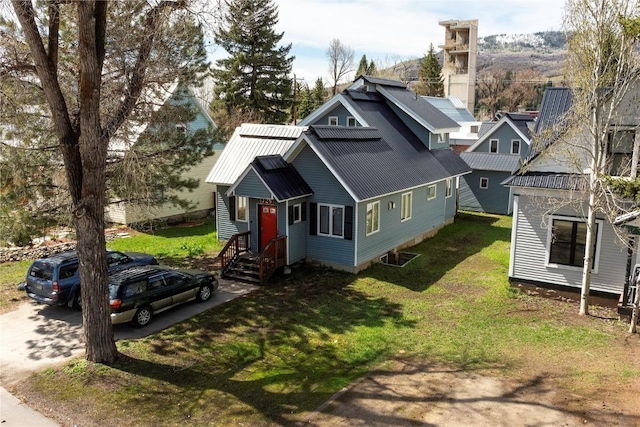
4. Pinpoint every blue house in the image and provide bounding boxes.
[458,112,535,214]
[207,76,470,283]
